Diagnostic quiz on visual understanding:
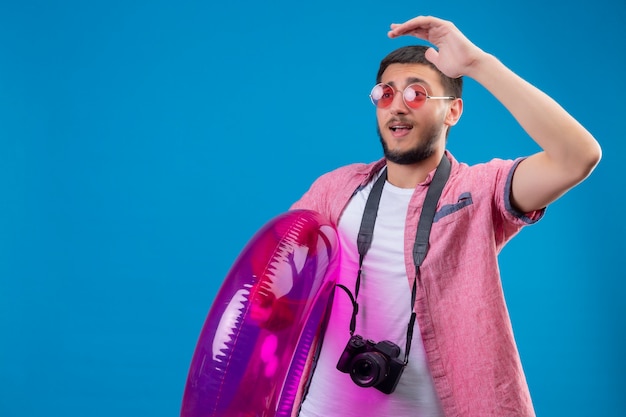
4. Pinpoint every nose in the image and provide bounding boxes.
[389,89,409,115]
